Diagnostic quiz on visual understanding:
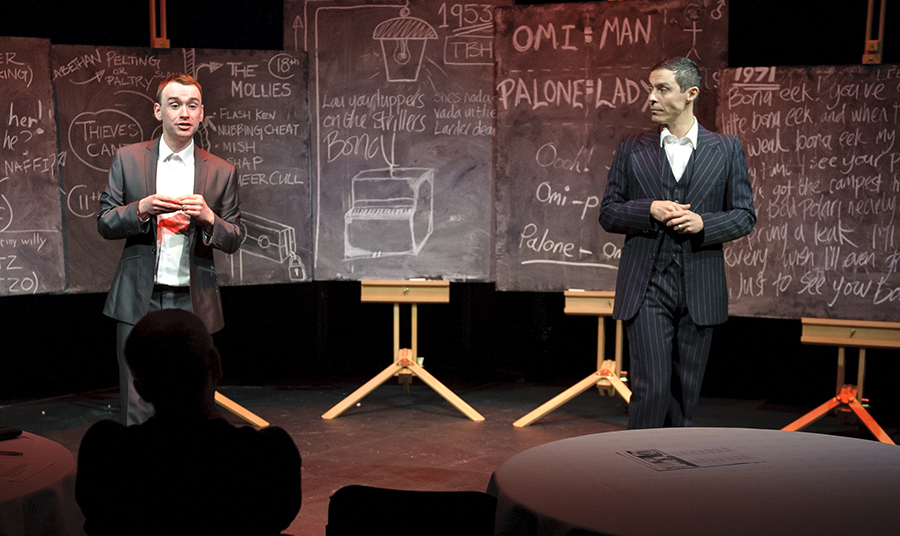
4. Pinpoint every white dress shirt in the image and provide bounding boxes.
[660,117,698,182]
[154,140,195,286]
